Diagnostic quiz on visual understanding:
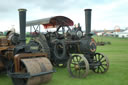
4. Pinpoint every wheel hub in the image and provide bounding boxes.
[75,64,80,70]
